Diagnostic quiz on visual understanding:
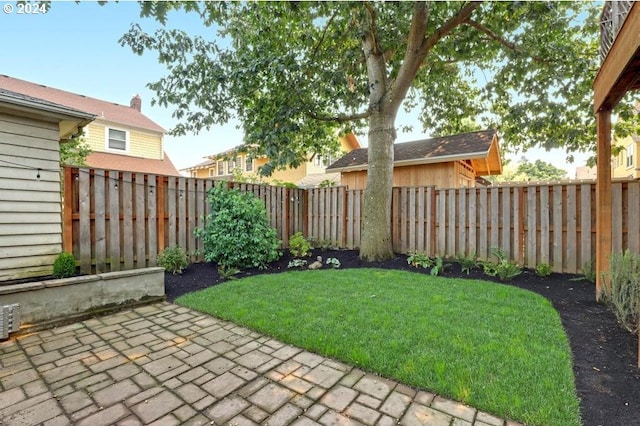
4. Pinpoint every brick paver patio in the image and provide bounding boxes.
[0,303,523,425]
